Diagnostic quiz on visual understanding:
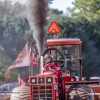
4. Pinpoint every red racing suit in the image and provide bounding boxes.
[43,62,61,82]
